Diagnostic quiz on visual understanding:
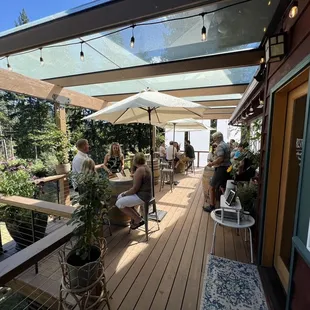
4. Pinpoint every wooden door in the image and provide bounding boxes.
[274,83,308,291]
